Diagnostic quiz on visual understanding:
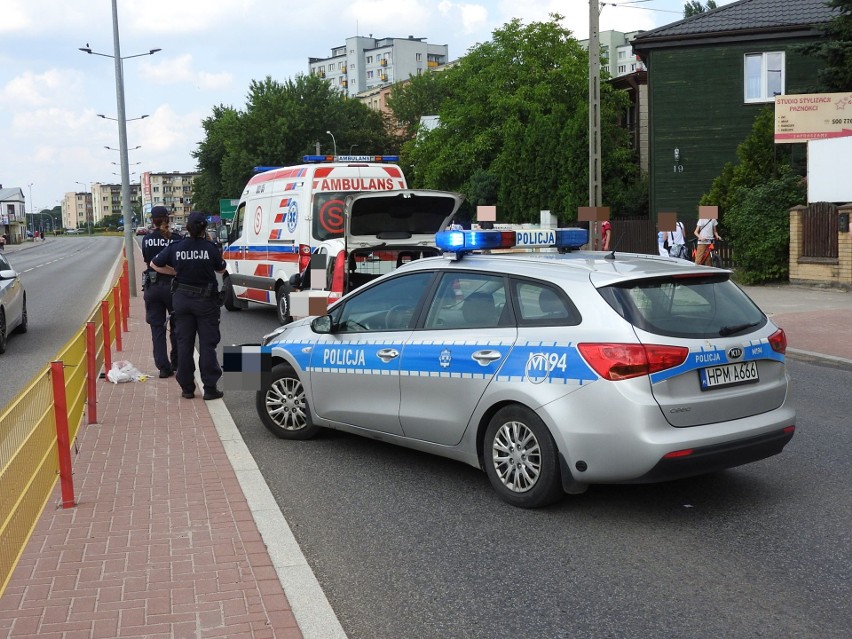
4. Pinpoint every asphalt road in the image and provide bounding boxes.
[0,237,123,410]
[219,304,852,639]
